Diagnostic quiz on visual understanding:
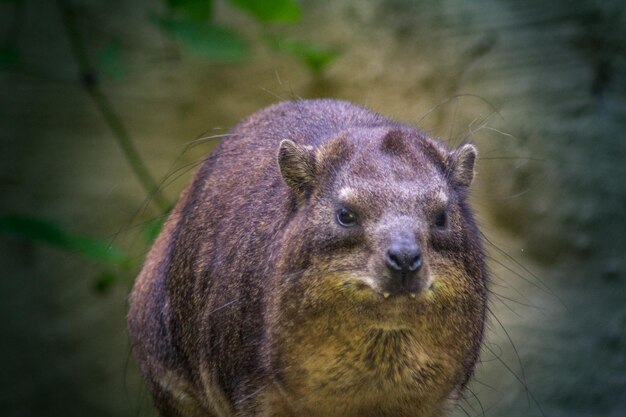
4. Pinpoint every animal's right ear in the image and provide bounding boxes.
[278,139,316,199]
[448,143,477,188]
